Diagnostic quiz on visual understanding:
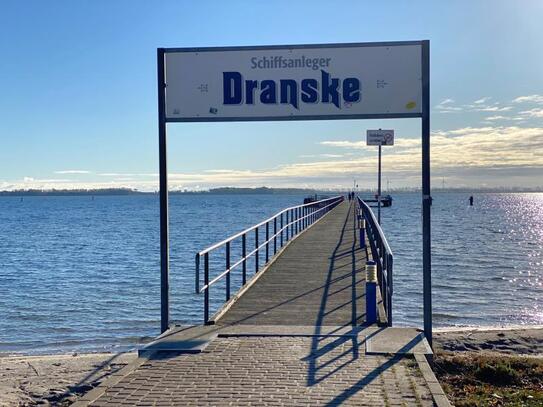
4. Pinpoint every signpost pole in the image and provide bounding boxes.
[377,144,382,224]
[421,40,432,347]
[157,48,170,334]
